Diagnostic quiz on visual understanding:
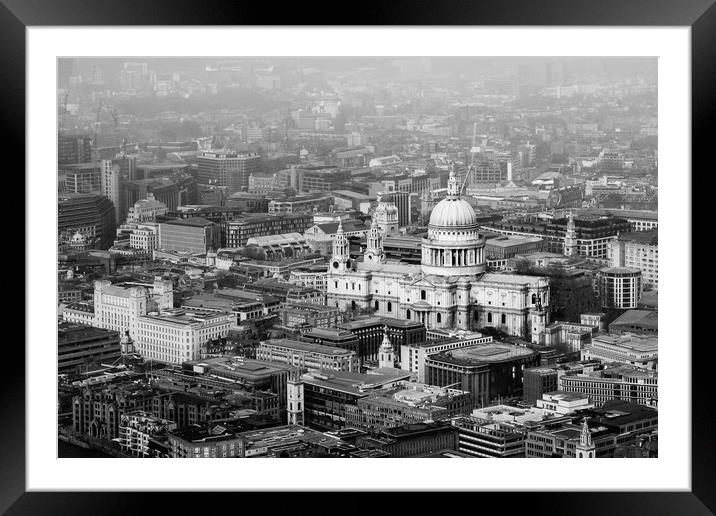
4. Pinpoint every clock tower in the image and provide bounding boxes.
[364,218,385,264]
[330,220,353,274]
